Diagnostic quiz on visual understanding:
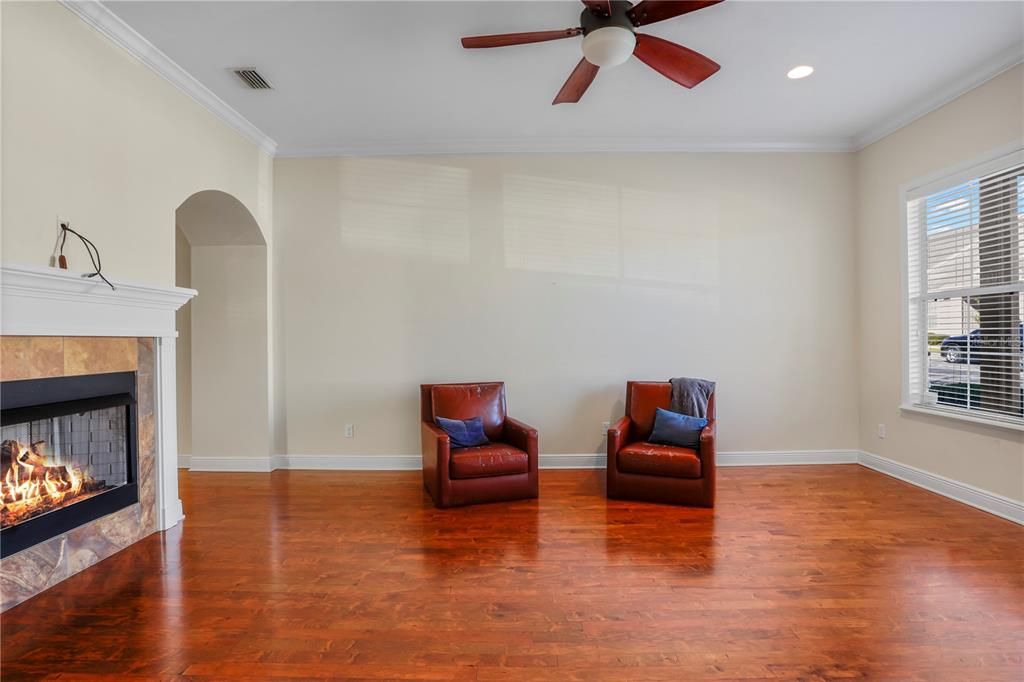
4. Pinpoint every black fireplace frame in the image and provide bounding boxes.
[1,371,139,558]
